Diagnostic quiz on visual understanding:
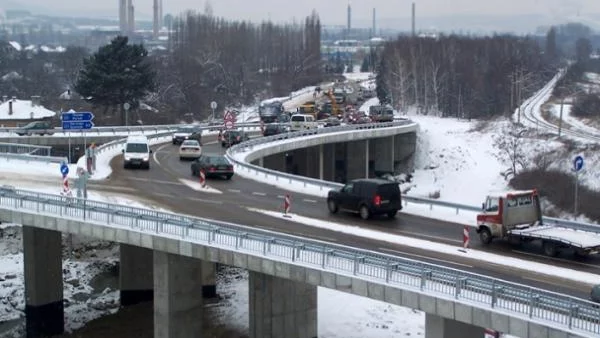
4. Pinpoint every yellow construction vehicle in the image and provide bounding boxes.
[298,103,316,115]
